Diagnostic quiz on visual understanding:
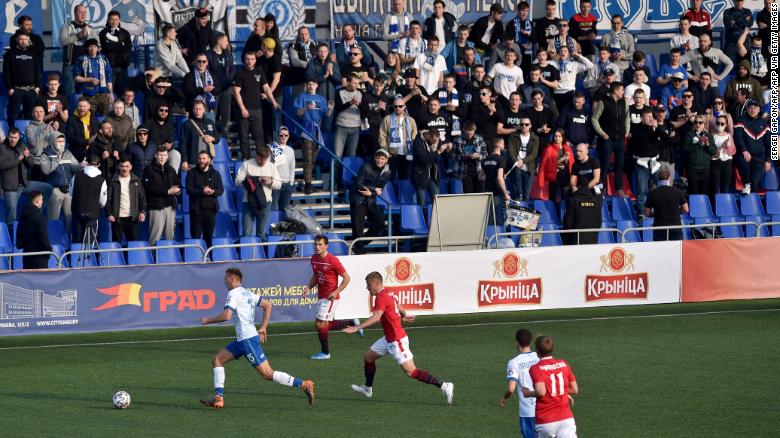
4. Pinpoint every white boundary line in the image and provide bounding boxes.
[2,307,779,351]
